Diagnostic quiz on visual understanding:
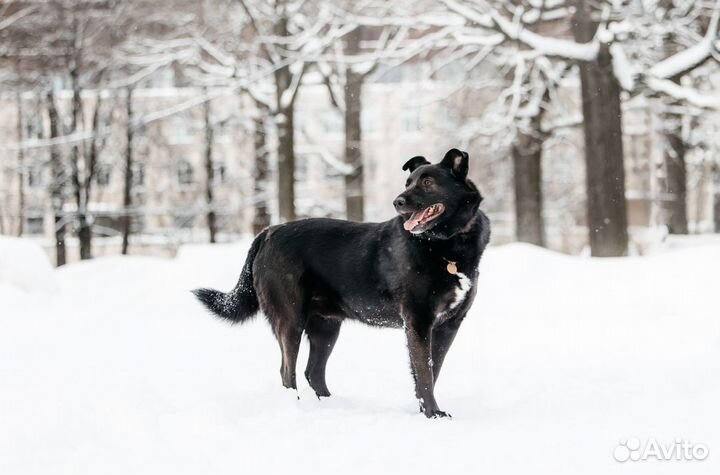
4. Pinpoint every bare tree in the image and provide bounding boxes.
[443,0,632,255]
[441,0,576,248]
[321,22,401,222]
[46,90,66,267]
[341,26,366,221]
[512,90,549,247]
[3,0,124,259]
[14,90,24,236]
[252,111,271,234]
[646,3,720,234]
[202,89,217,243]
[715,164,720,232]
[61,1,120,260]
[121,87,133,255]
[236,0,353,222]
[571,0,629,256]
[75,92,107,259]
[319,3,454,221]
[237,0,305,222]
